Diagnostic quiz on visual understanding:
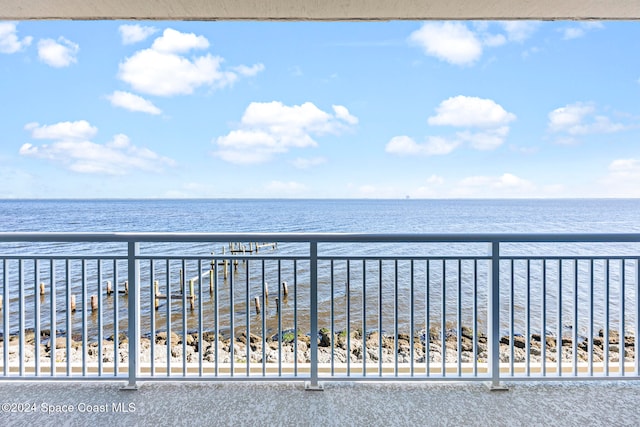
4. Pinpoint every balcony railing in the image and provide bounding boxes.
[1,232,639,389]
